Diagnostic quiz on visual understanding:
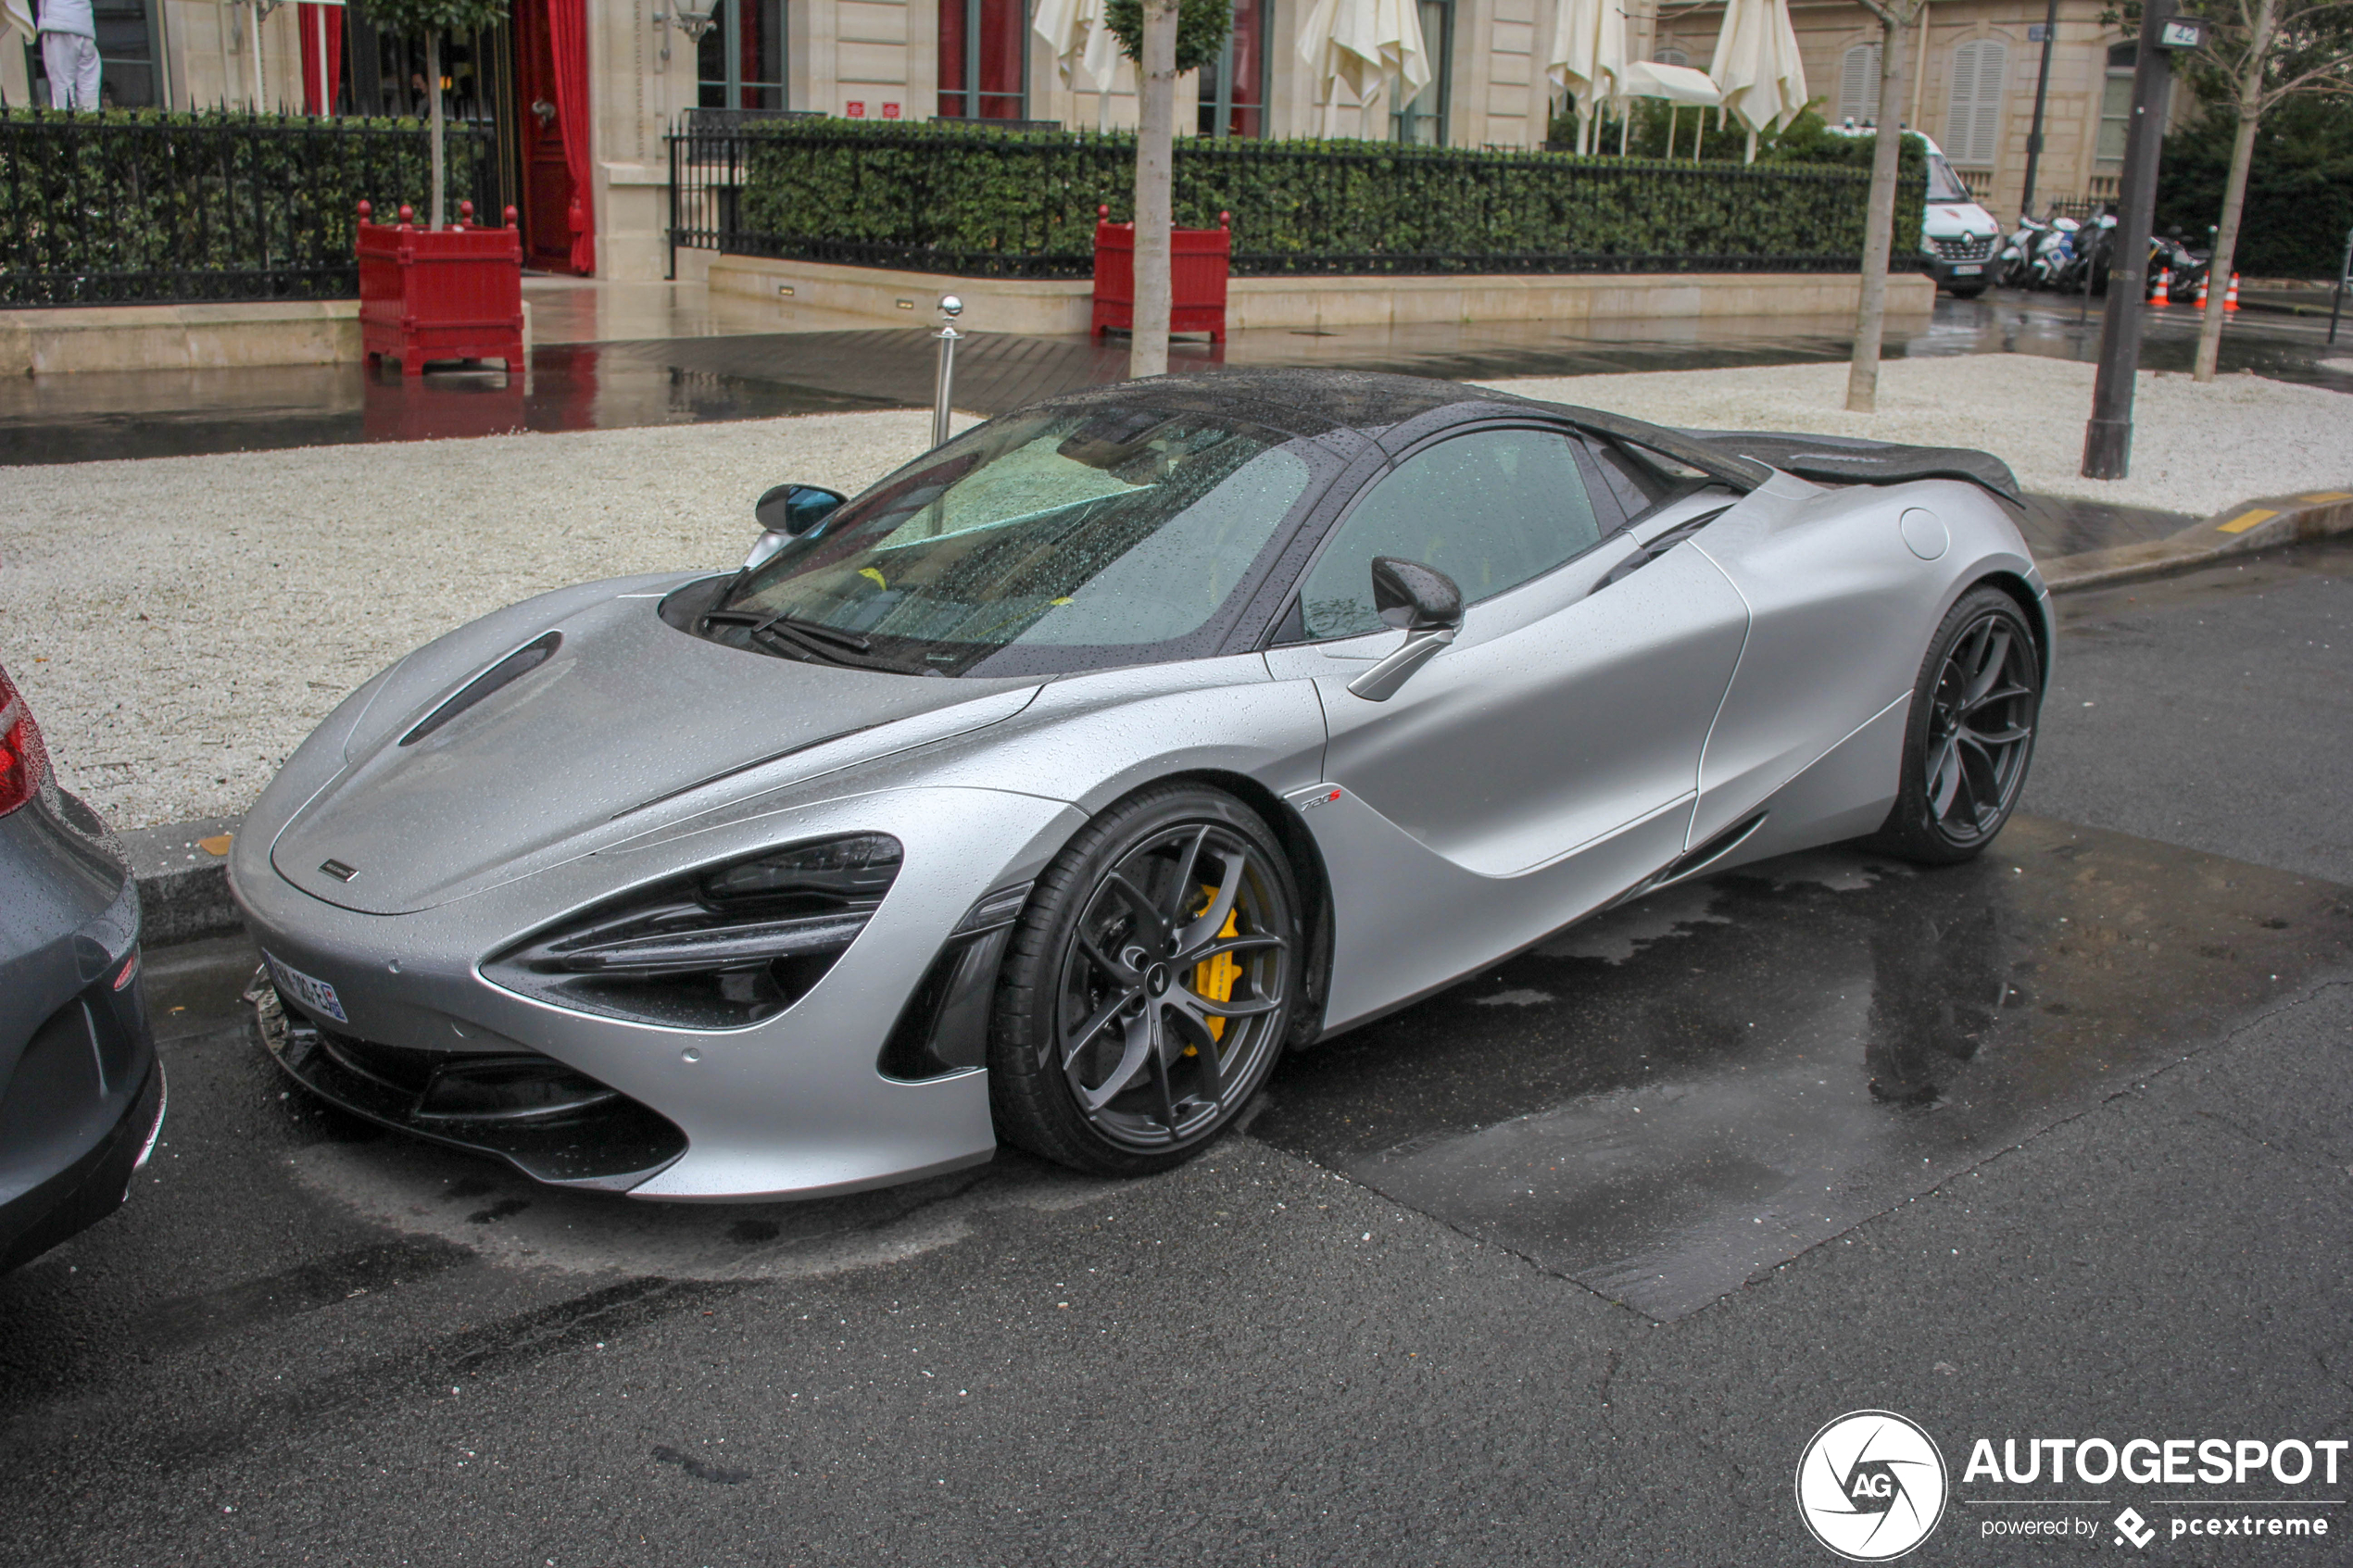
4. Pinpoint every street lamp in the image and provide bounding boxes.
[653,0,719,65]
